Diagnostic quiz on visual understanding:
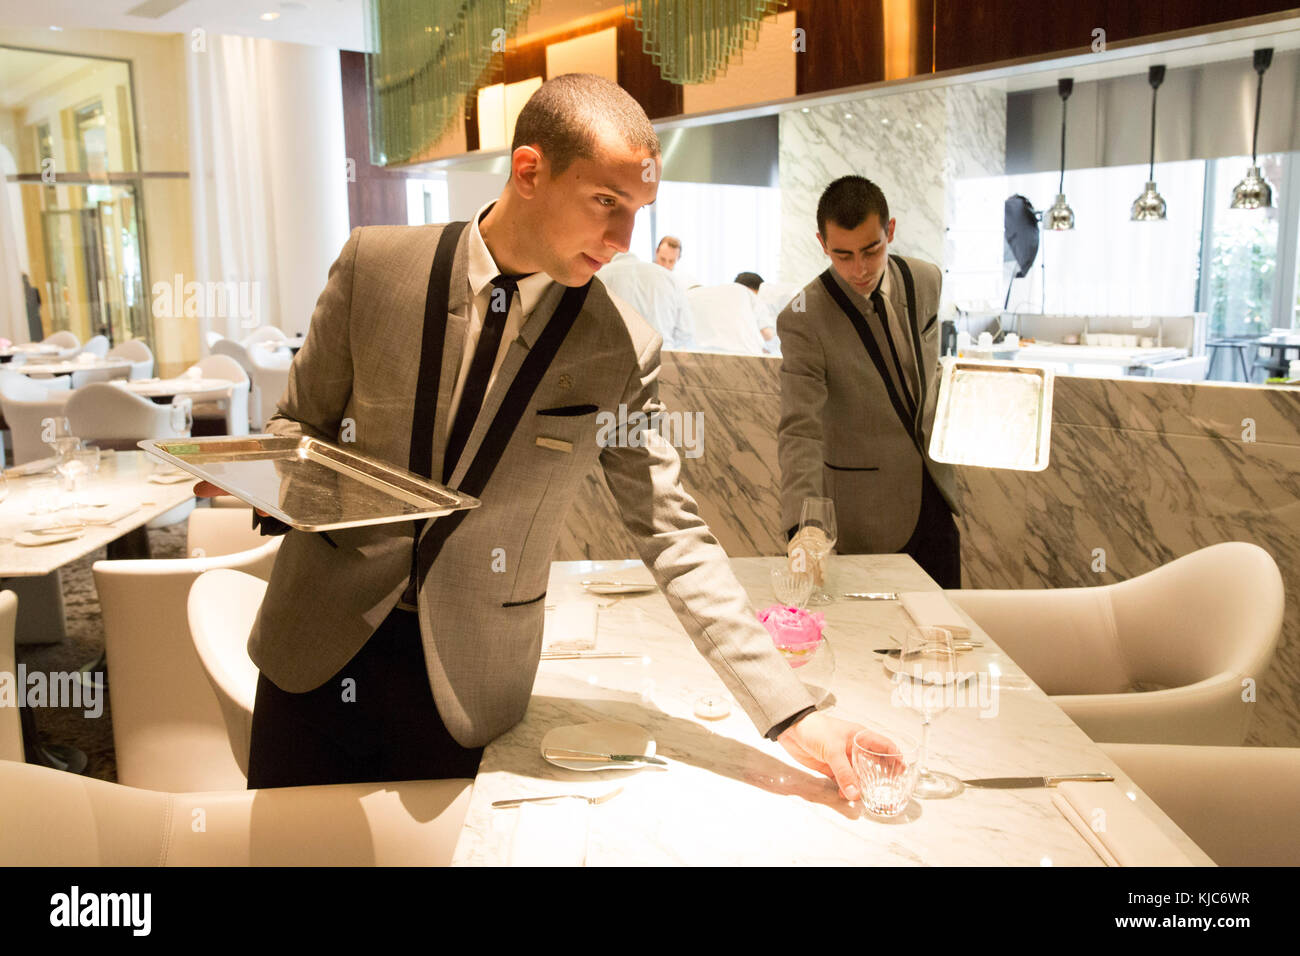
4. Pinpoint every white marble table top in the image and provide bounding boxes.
[0,451,196,577]
[12,357,132,376]
[114,377,234,398]
[452,554,1213,866]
